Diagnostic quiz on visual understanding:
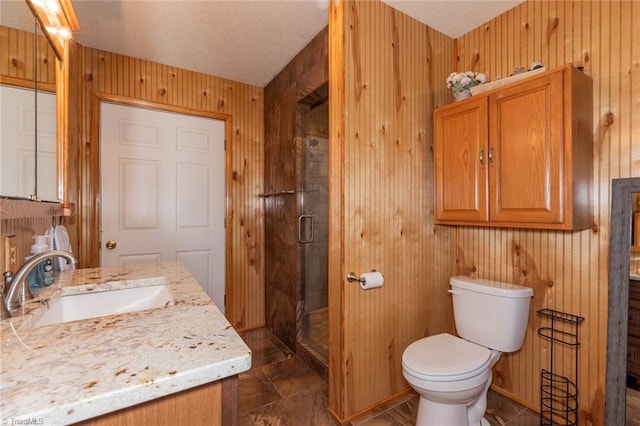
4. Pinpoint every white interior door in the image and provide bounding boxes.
[0,84,57,201]
[100,102,226,312]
